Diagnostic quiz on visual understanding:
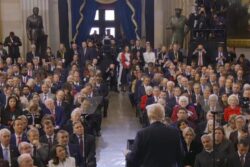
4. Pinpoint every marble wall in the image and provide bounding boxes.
[154,0,195,48]
[0,0,60,56]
